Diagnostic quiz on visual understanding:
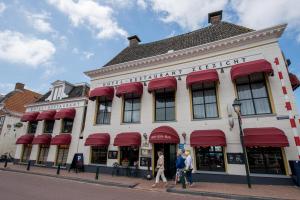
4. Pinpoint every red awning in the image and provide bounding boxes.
[148,76,177,92]
[186,69,219,87]
[36,110,56,121]
[20,112,39,122]
[289,73,300,90]
[243,127,289,147]
[85,133,110,146]
[149,126,180,144]
[116,82,143,97]
[113,132,141,146]
[190,130,226,147]
[51,134,72,145]
[16,134,34,144]
[230,59,273,80]
[89,86,114,101]
[54,108,76,120]
[32,134,52,145]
